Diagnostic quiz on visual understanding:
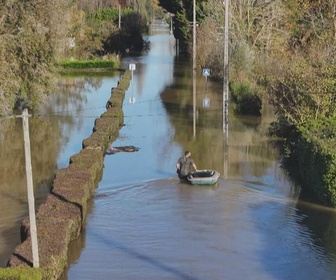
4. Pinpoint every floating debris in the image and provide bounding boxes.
[105,145,140,155]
